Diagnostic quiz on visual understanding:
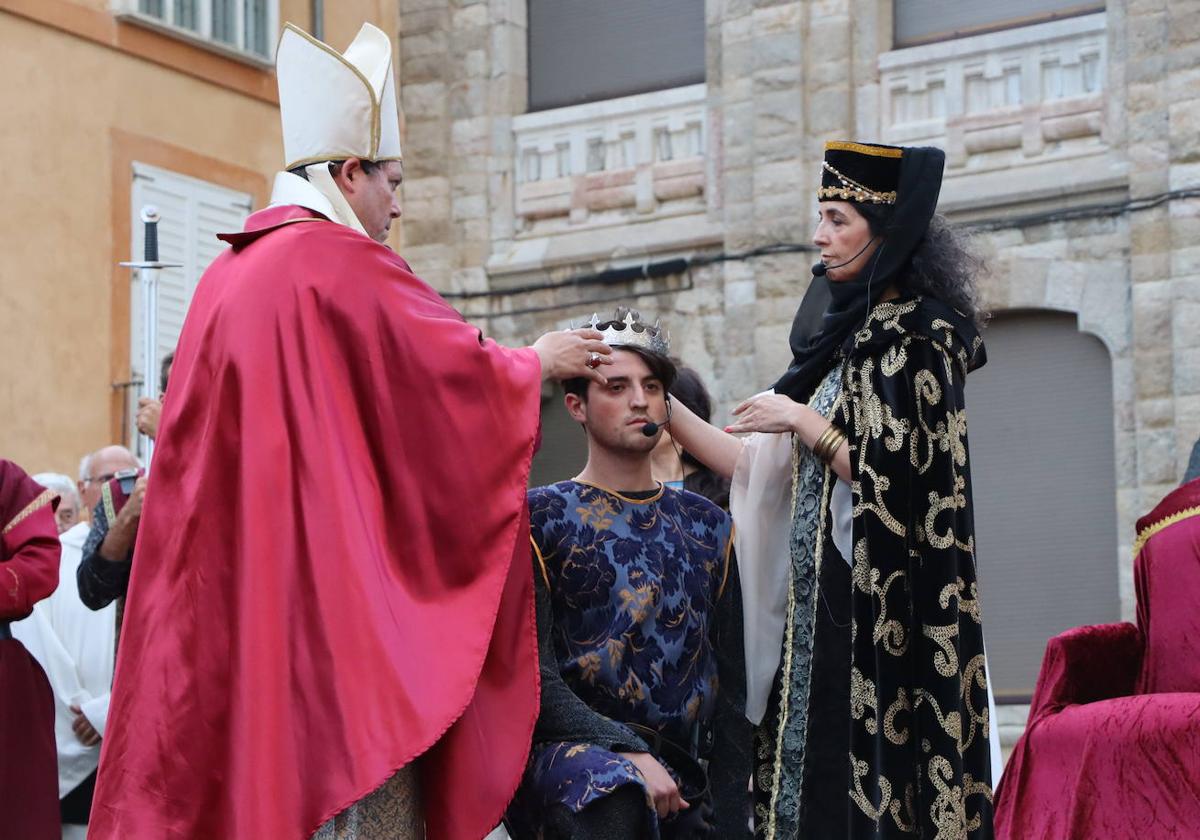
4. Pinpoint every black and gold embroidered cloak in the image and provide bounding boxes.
[753,294,993,840]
